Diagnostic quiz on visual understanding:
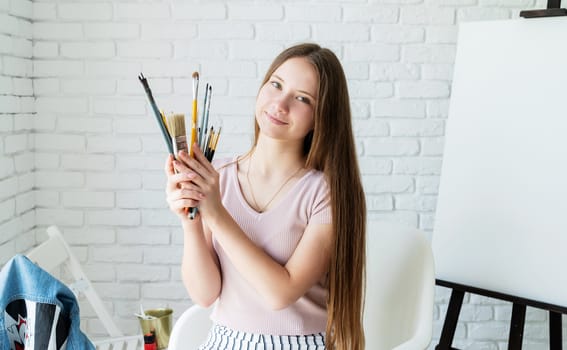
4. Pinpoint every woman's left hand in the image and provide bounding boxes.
[173,143,223,220]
